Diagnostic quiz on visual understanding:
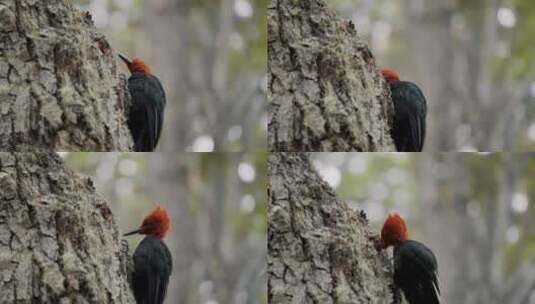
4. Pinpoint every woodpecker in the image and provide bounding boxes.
[381,69,427,152]
[119,54,166,152]
[124,206,172,304]
[378,212,440,304]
